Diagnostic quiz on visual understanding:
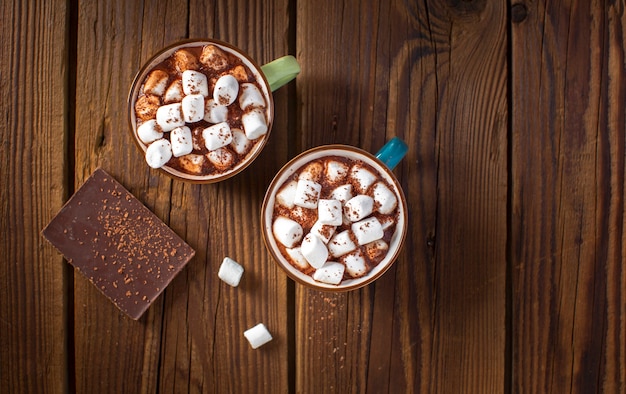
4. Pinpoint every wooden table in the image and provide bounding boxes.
[2,1,625,392]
